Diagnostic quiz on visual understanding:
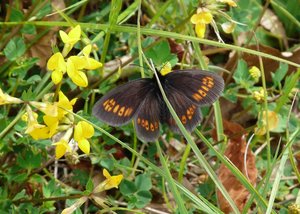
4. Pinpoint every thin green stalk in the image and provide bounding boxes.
[266,144,289,213]
[155,141,187,213]
[137,0,144,78]
[258,45,272,169]
[178,143,190,183]
[3,21,300,68]
[99,0,122,77]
